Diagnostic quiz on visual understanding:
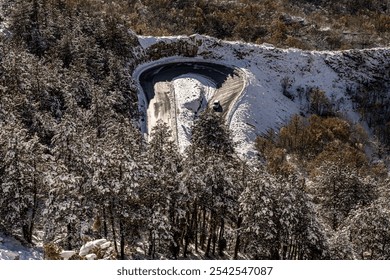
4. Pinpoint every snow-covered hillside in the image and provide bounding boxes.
[136,35,390,157]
